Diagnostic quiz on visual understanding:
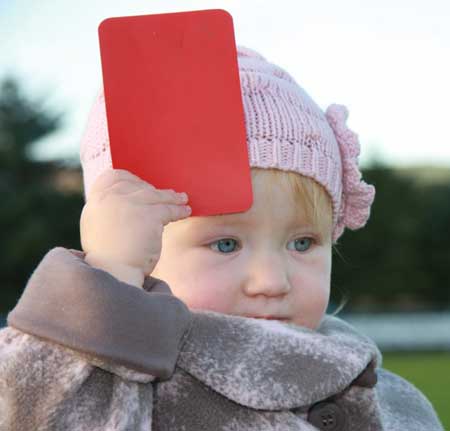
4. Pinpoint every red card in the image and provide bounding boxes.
[98,9,252,216]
